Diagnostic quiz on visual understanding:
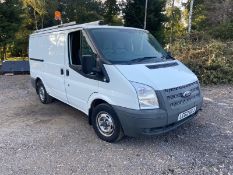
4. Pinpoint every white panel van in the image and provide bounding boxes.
[29,21,203,142]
